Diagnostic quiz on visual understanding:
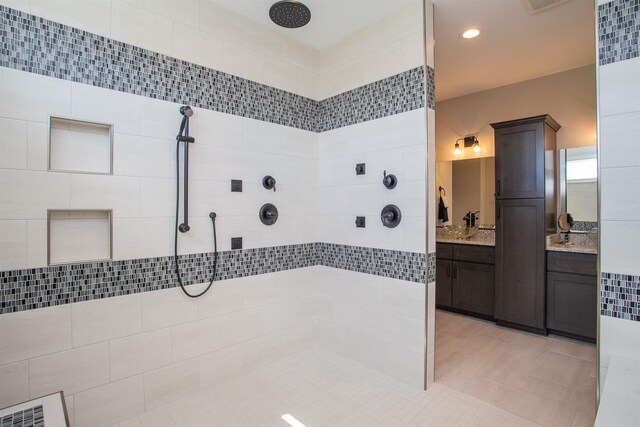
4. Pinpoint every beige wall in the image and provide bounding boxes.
[436,65,596,162]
